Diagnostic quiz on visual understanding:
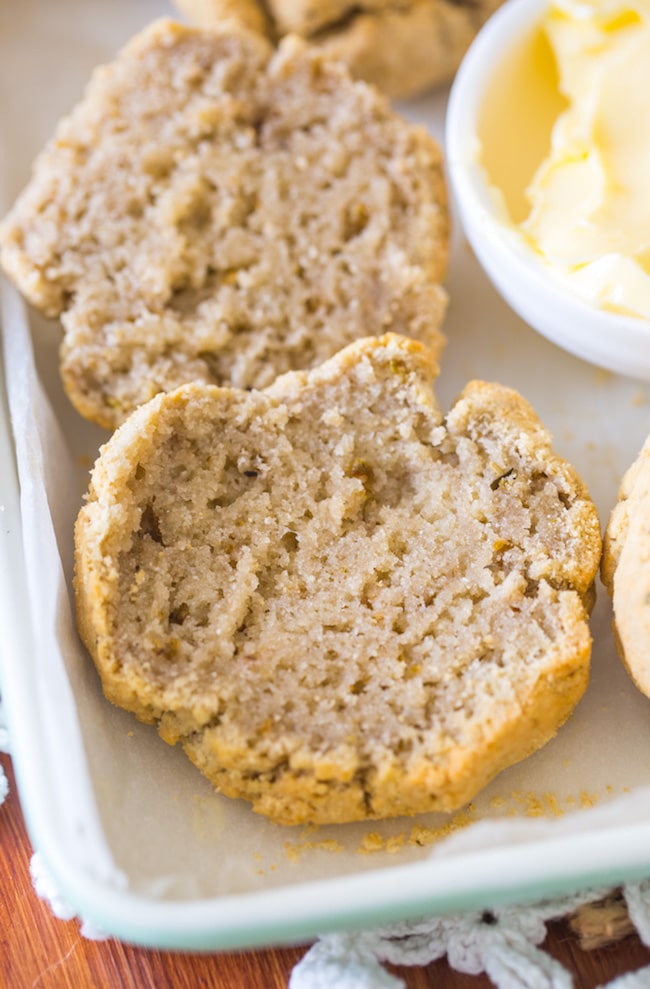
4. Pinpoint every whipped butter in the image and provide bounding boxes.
[484,0,650,319]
